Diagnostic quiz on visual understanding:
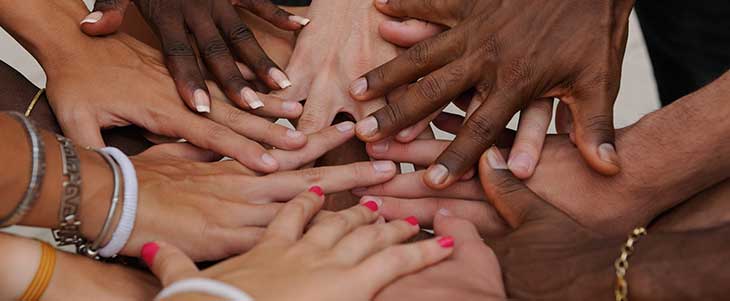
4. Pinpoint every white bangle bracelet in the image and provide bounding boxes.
[155,278,253,301]
[97,147,138,258]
